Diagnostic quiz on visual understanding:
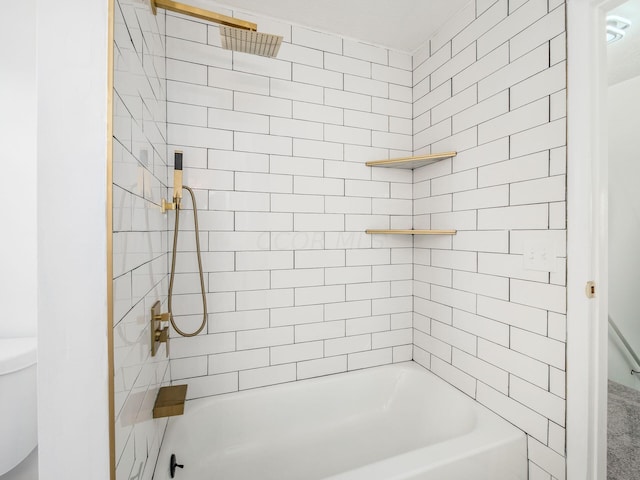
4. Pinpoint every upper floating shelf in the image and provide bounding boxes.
[365,151,457,169]
[365,229,457,235]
